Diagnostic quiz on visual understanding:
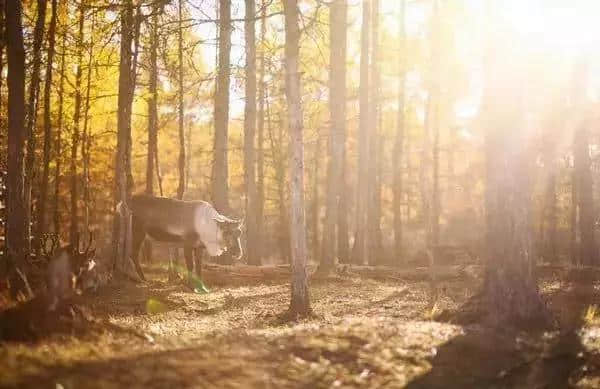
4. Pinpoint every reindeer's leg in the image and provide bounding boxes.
[184,244,194,288]
[131,220,147,281]
[168,248,179,282]
[194,247,204,279]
